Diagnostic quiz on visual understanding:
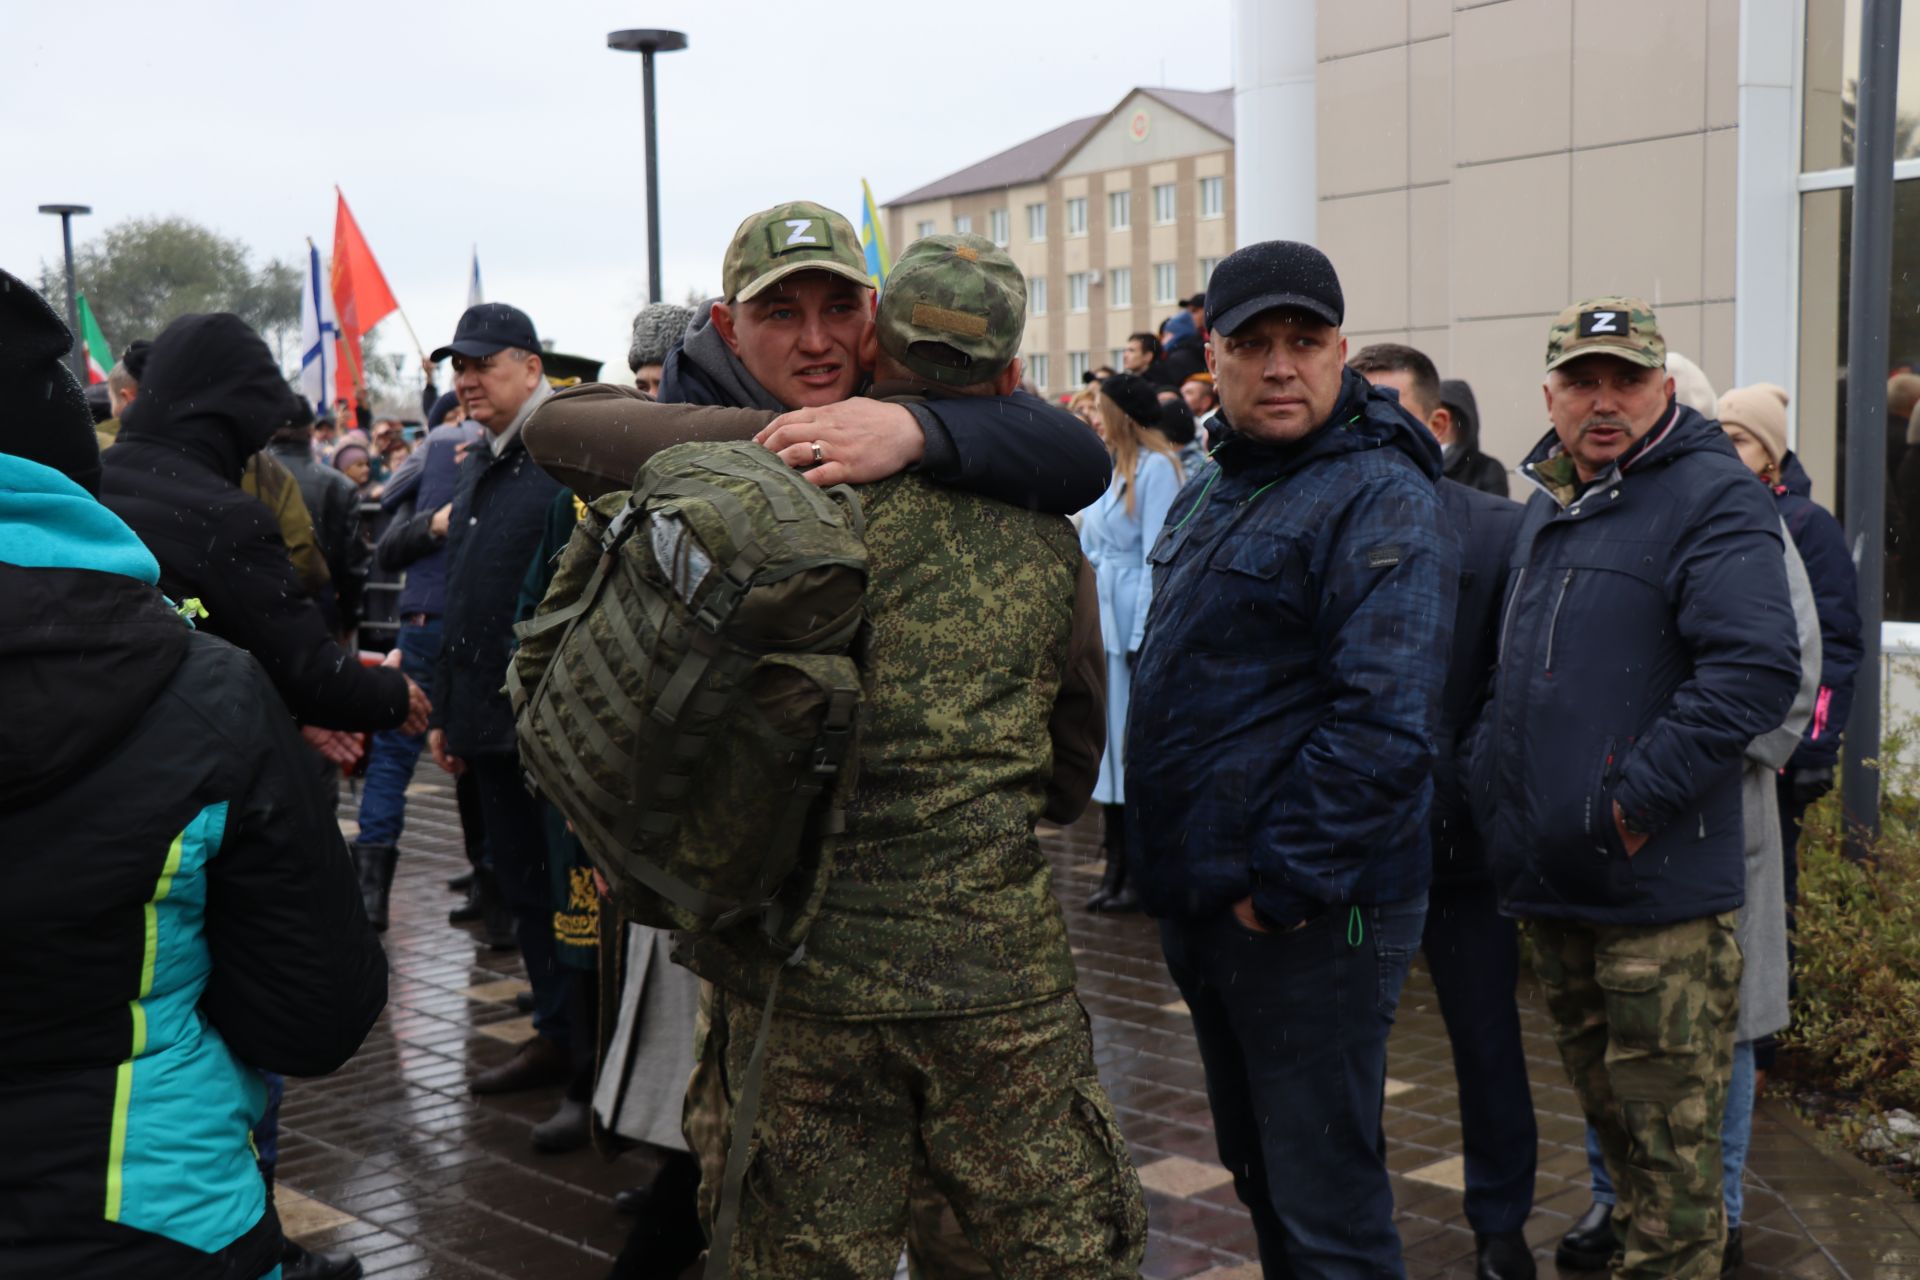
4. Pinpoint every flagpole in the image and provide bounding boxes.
[391,306,430,367]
